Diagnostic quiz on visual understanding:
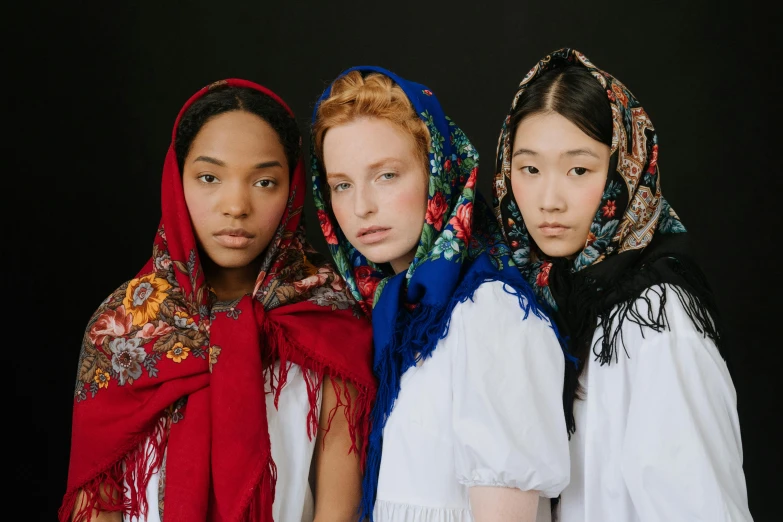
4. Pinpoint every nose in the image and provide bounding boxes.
[353,183,377,218]
[539,172,566,214]
[221,182,250,219]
